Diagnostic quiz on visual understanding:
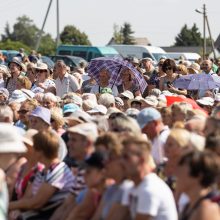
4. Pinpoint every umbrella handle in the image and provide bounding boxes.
[111,64,123,89]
